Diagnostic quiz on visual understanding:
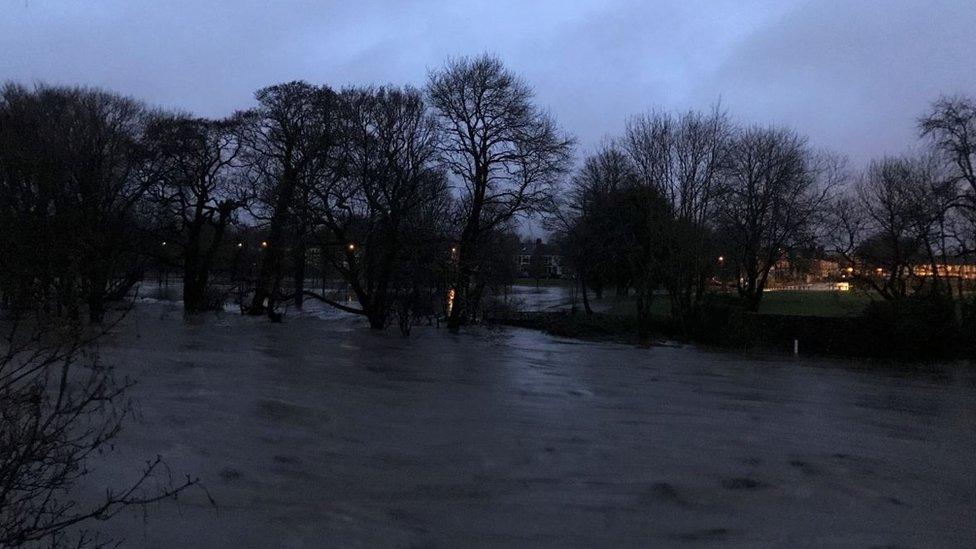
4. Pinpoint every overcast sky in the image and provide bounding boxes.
[3,0,975,167]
